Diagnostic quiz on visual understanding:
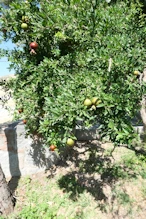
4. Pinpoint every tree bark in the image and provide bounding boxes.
[0,164,15,216]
